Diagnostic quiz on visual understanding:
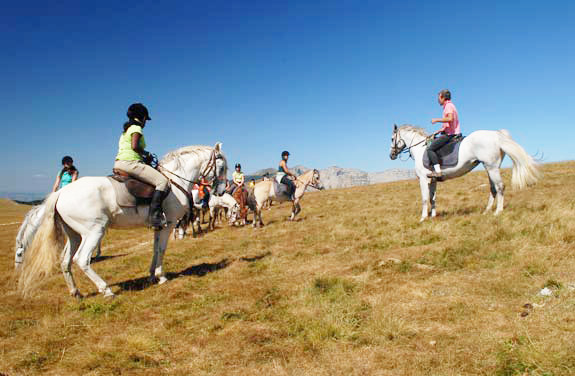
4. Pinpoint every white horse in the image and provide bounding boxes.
[174,192,239,239]
[250,169,321,228]
[19,143,227,298]
[389,125,540,221]
[14,204,104,269]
